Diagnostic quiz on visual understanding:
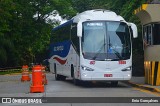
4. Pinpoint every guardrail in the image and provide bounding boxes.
[0,65,50,72]
[0,66,22,72]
